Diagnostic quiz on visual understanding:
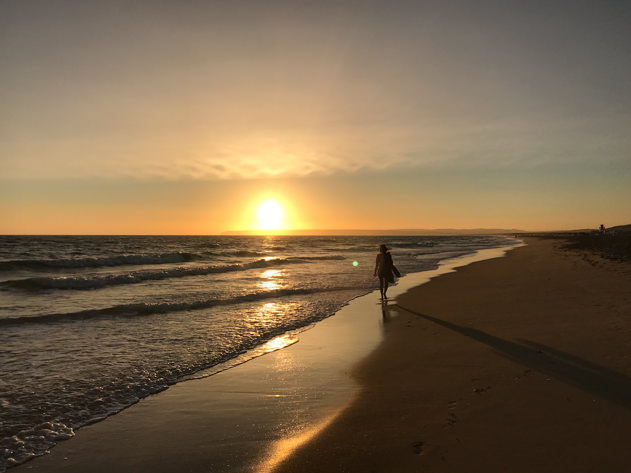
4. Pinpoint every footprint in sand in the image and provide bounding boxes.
[412,441,424,455]
[445,412,458,428]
